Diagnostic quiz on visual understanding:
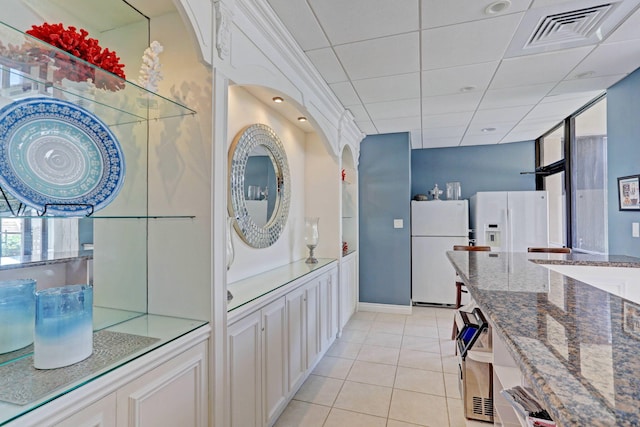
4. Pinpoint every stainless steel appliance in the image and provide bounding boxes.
[456,308,494,423]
